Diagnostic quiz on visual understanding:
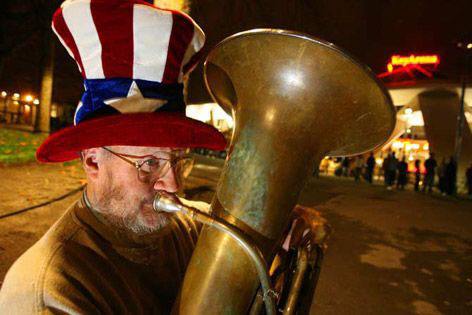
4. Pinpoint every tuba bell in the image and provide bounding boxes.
[172,29,396,314]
